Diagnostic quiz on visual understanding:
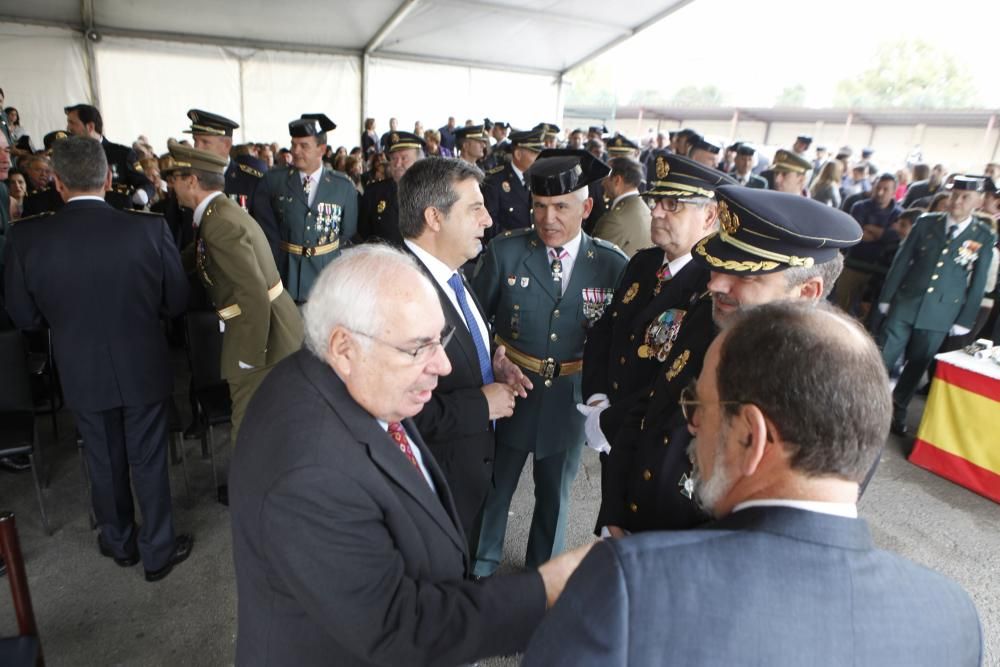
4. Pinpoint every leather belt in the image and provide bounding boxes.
[495,335,582,380]
[280,239,340,257]
[218,280,284,321]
